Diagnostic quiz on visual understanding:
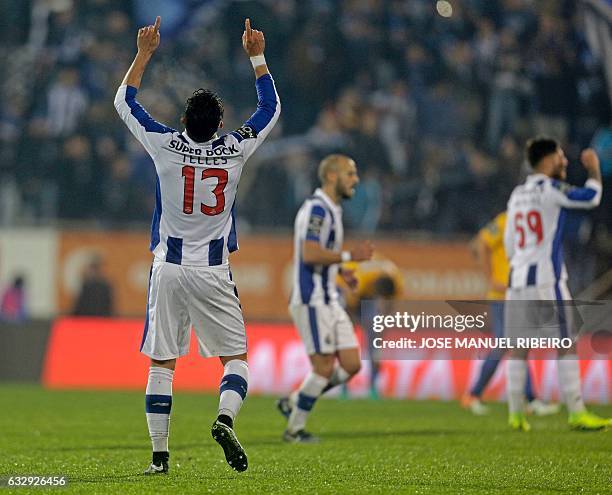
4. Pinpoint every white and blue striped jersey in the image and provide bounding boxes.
[114,74,280,266]
[504,173,601,289]
[290,188,344,306]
